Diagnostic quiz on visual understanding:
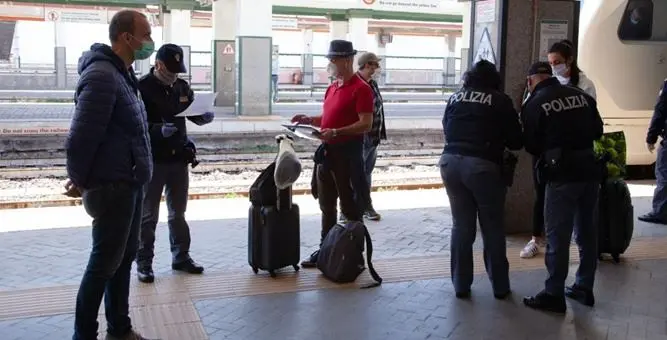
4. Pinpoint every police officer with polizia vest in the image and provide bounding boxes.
[521,62,603,313]
[135,44,215,283]
[639,78,667,224]
[439,60,523,299]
